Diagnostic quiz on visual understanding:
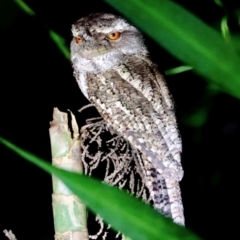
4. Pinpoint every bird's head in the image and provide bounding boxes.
[70,13,148,73]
